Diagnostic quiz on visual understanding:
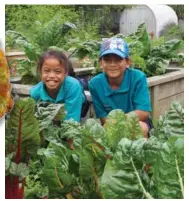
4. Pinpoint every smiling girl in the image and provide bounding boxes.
[30,50,85,122]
